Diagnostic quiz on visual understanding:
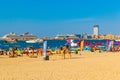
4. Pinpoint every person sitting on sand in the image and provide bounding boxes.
[3,49,7,55]
[9,48,17,57]
[47,47,54,55]
[23,48,29,56]
[8,48,12,56]
[17,49,23,56]
[0,49,3,55]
